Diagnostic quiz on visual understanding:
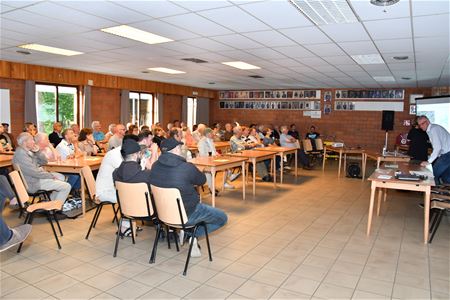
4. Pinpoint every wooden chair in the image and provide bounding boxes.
[150,185,212,276]
[13,163,52,218]
[114,181,157,259]
[302,139,321,163]
[82,166,119,240]
[9,171,64,252]
[429,185,450,243]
